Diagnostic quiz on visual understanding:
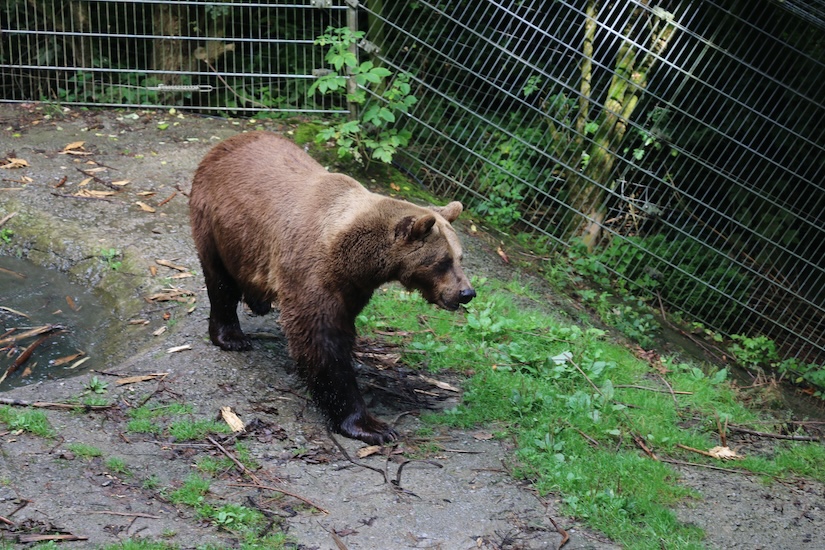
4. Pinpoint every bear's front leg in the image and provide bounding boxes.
[291,323,398,445]
[310,368,398,445]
